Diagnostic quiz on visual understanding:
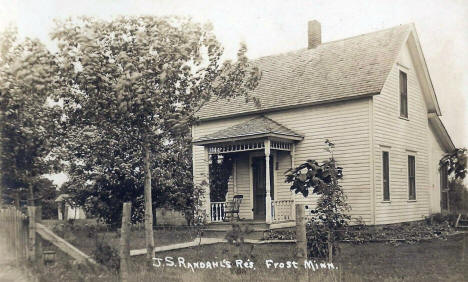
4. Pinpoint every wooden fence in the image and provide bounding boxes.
[0,206,29,263]
[0,205,96,265]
